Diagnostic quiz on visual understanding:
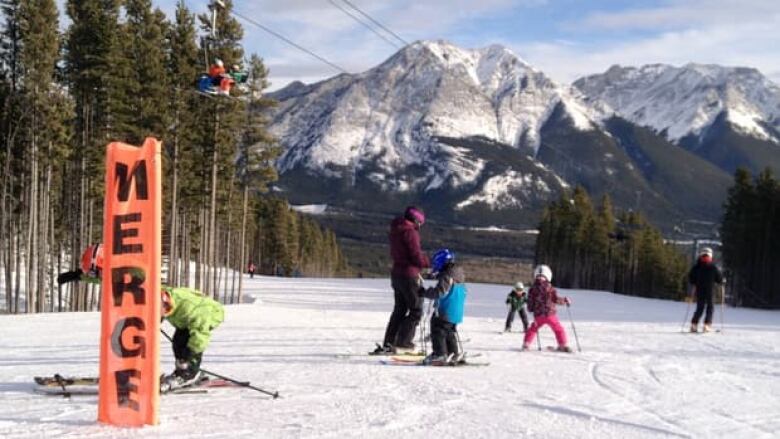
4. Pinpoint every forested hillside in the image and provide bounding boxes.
[0,0,347,314]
